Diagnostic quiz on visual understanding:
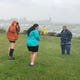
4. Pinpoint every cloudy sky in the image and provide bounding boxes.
[0,0,80,23]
